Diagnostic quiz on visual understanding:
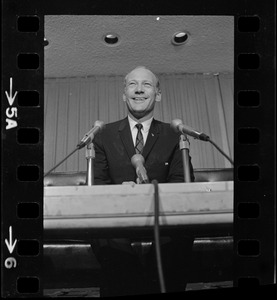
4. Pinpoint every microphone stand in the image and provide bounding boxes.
[207,138,234,166]
[43,147,79,178]
[179,134,191,182]
[86,142,95,186]
[43,143,95,186]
